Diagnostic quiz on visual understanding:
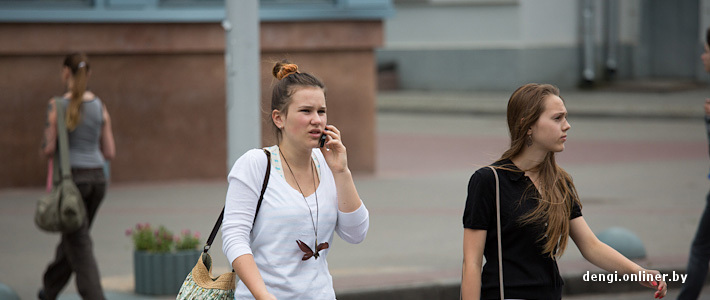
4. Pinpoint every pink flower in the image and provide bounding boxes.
[125,228,133,236]
[182,229,190,236]
[195,232,201,239]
